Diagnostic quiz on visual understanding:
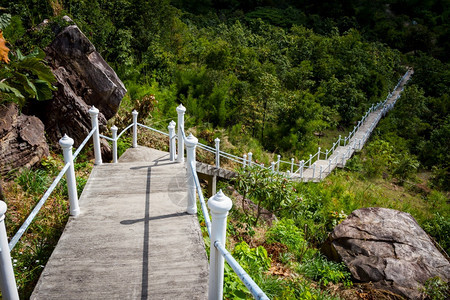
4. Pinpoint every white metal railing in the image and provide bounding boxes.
[0,106,104,300]
[253,68,413,181]
[178,120,269,300]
